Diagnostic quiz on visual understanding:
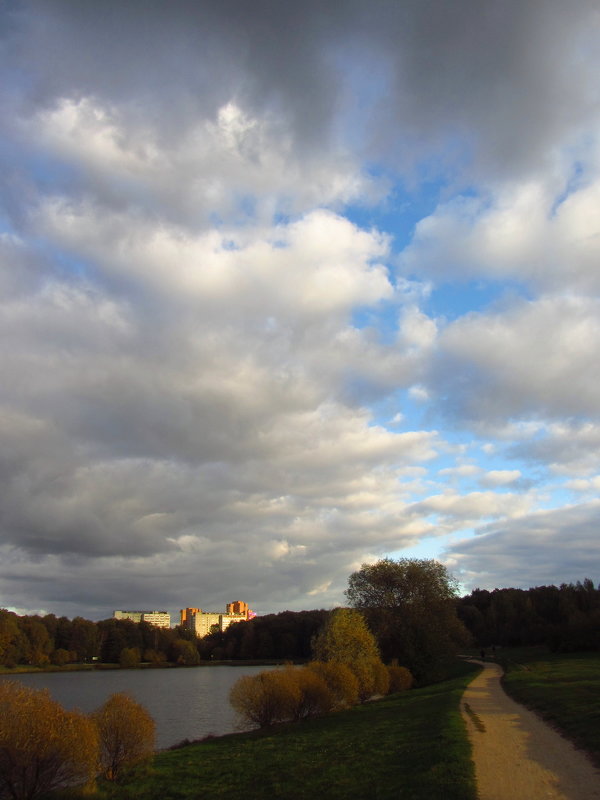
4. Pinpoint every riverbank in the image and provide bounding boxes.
[0,658,284,676]
[92,659,480,800]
